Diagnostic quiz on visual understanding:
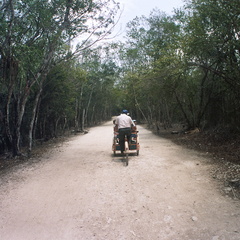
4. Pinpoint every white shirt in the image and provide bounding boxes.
[116,114,135,129]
